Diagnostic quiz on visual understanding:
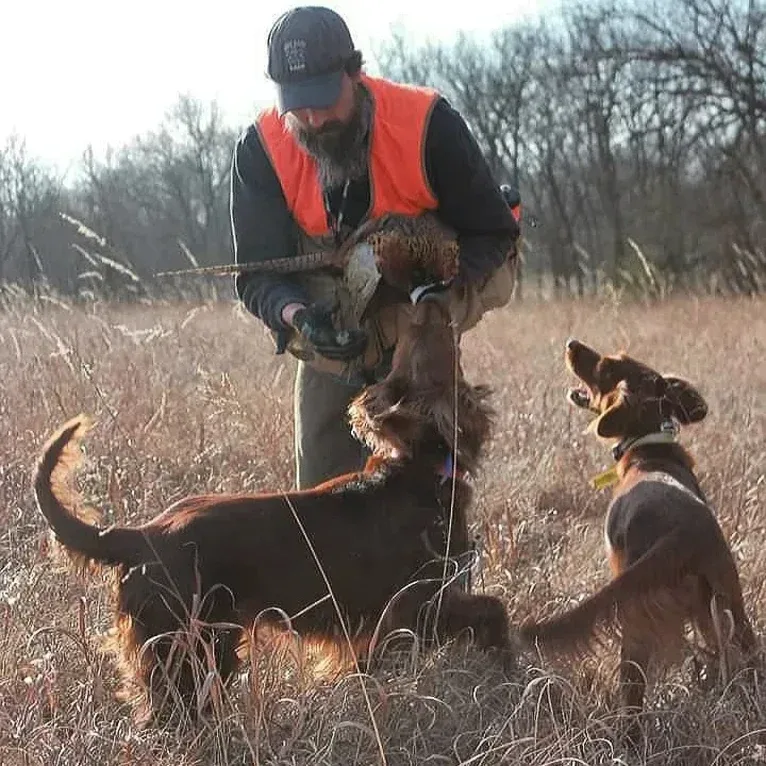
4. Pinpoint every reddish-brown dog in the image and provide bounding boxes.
[520,338,756,739]
[33,295,511,727]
